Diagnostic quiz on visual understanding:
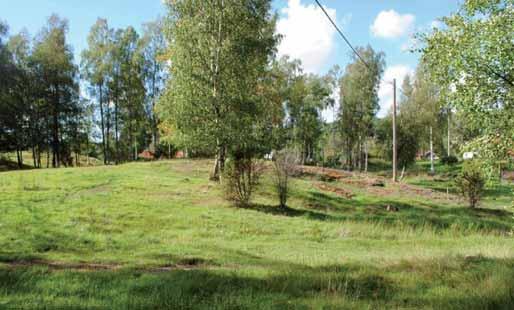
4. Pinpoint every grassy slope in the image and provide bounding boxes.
[0,160,513,309]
